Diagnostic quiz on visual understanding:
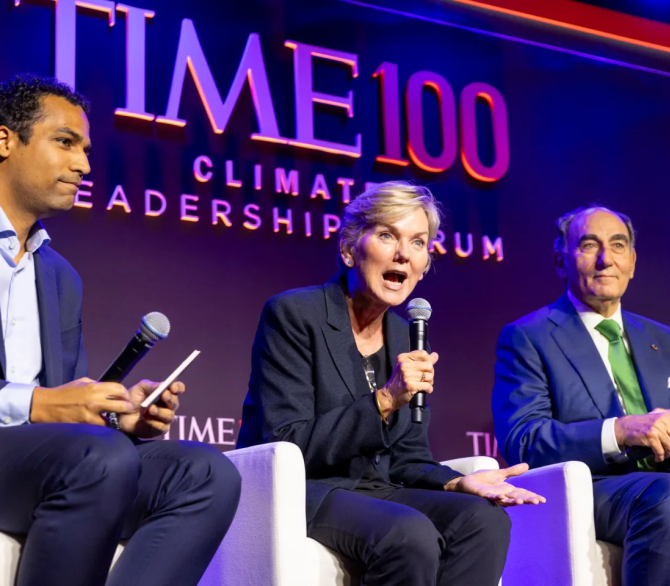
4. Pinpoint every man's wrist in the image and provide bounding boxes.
[614,415,628,448]
[29,387,48,423]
